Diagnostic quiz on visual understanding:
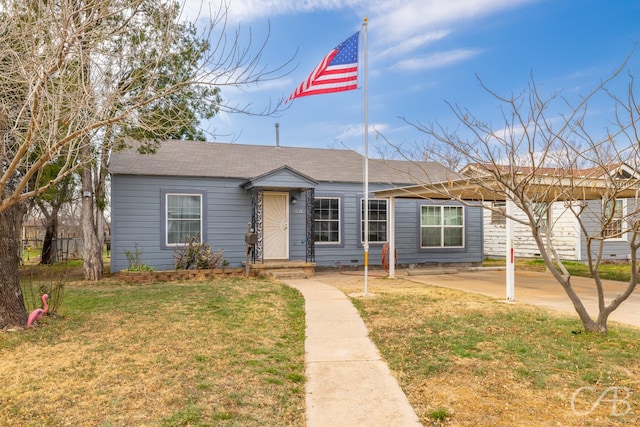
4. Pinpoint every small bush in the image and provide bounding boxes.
[126,264,155,272]
[430,407,450,422]
[124,243,155,271]
[174,236,224,270]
